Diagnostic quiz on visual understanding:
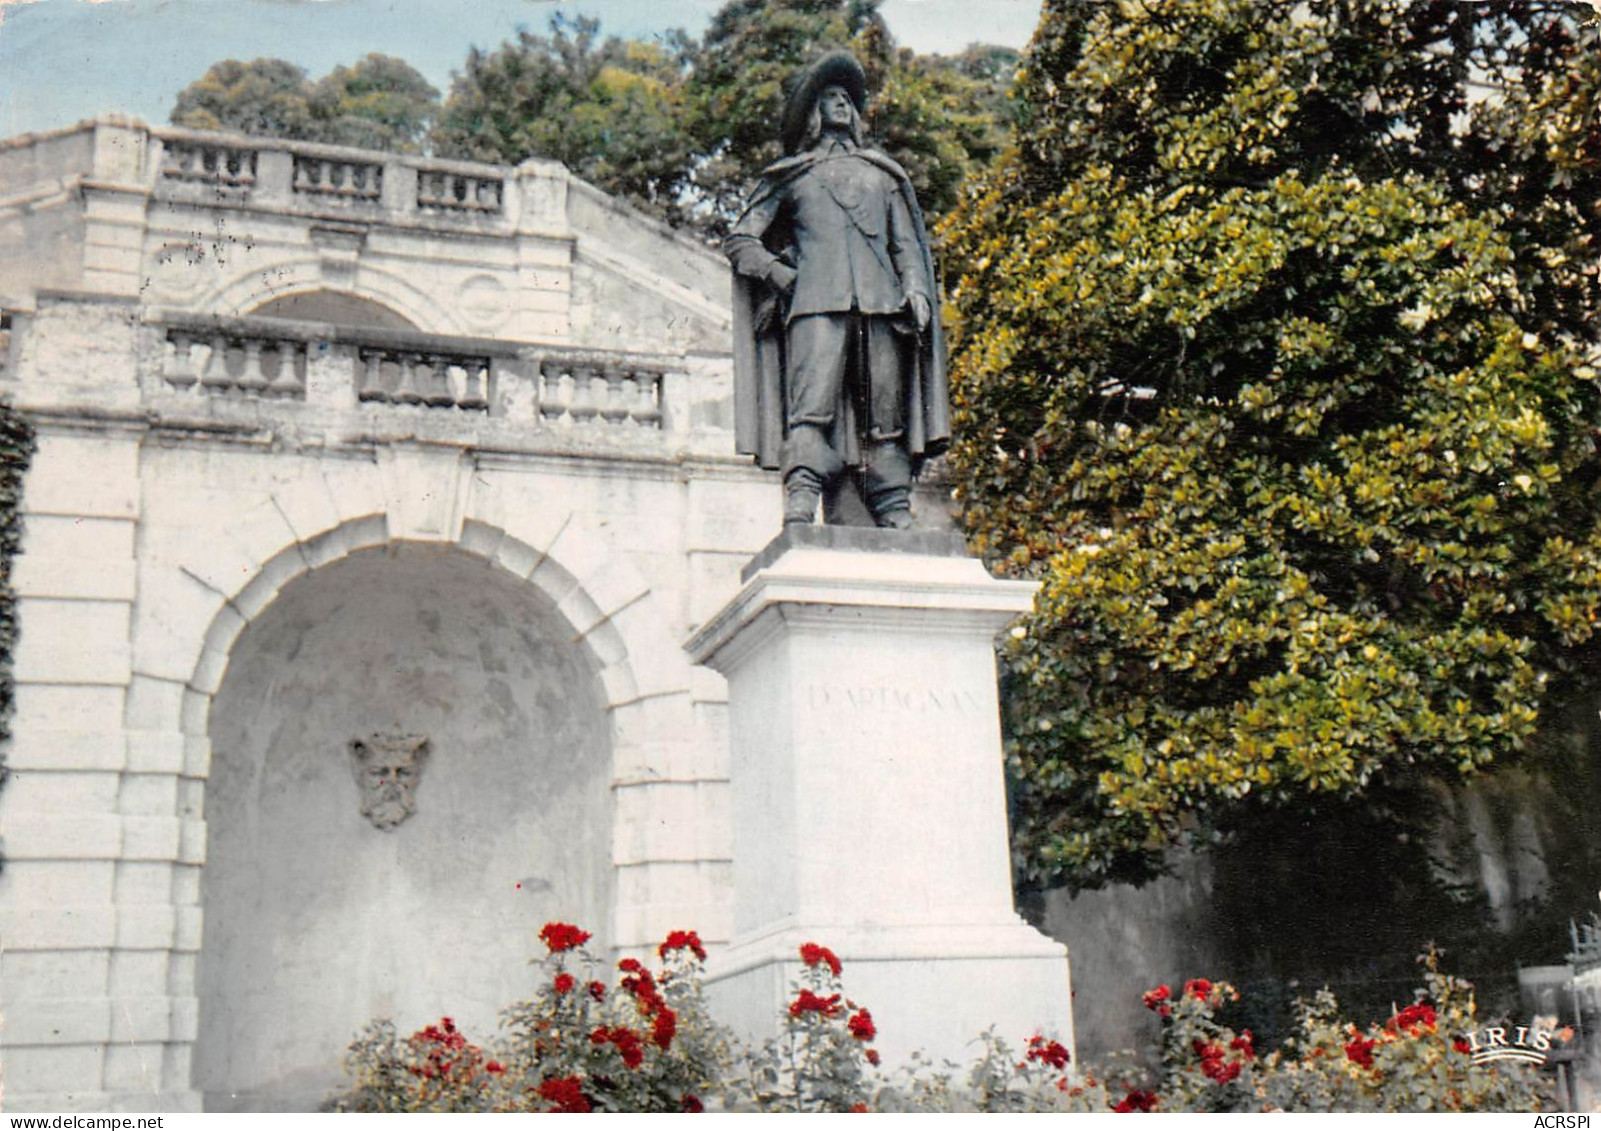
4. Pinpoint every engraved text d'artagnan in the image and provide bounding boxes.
[805,683,981,716]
